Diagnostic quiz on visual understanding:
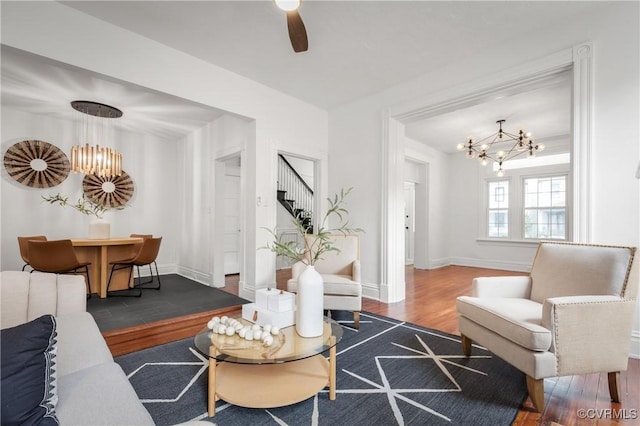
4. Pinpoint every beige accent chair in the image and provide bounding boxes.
[287,234,362,328]
[456,242,638,412]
